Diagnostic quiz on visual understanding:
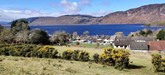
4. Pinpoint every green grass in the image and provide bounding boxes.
[80,43,110,49]
[0,46,165,75]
